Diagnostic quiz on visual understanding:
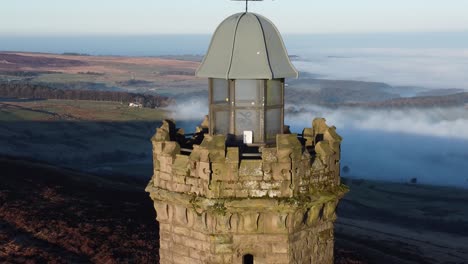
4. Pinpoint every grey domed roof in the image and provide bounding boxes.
[196,12,298,80]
